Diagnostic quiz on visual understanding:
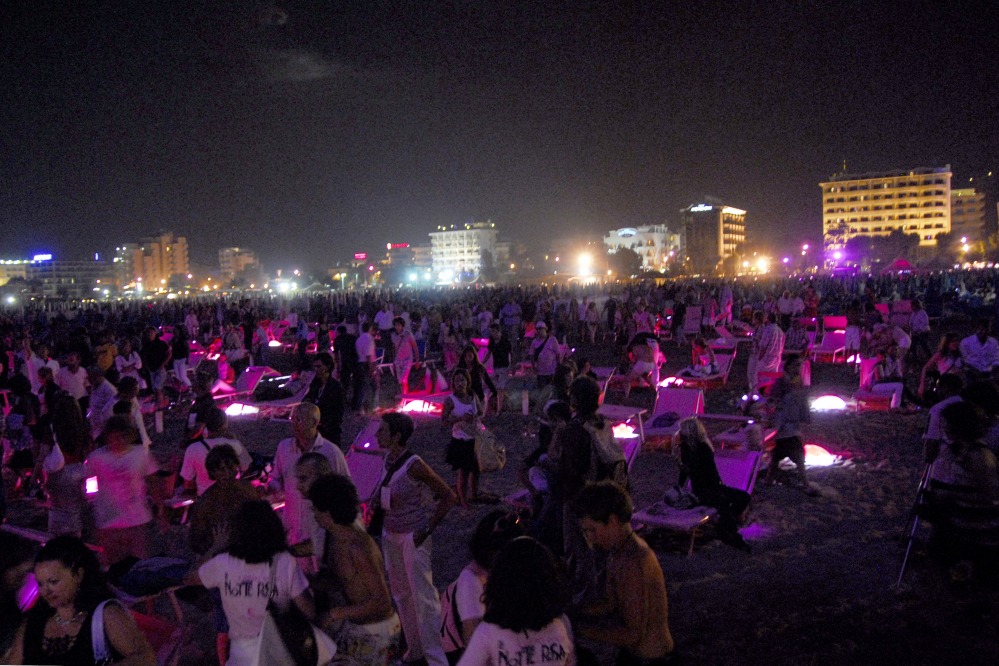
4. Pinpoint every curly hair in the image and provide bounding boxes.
[482,537,568,633]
